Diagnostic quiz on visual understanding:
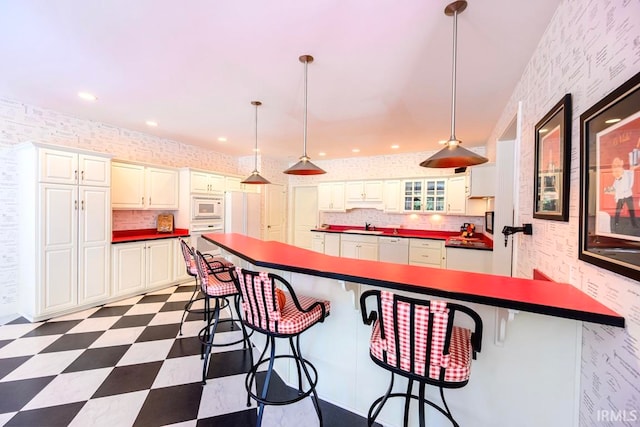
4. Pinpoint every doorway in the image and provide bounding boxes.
[291,186,318,249]
[265,184,286,242]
